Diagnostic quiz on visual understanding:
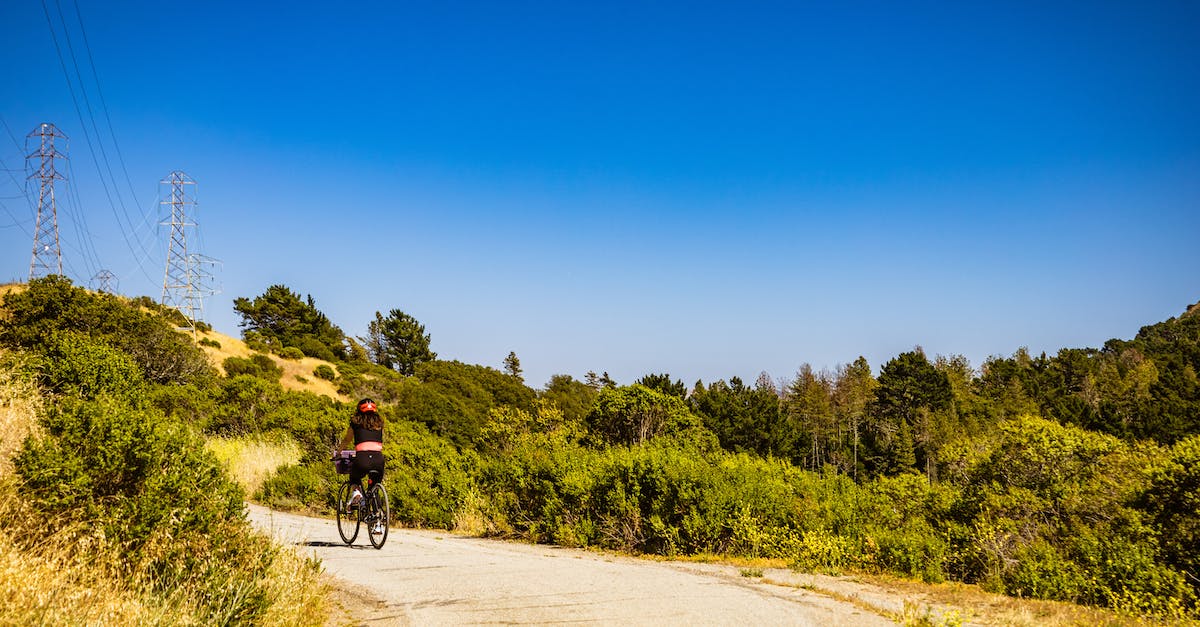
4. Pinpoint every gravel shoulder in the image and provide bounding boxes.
[248,505,929,626]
